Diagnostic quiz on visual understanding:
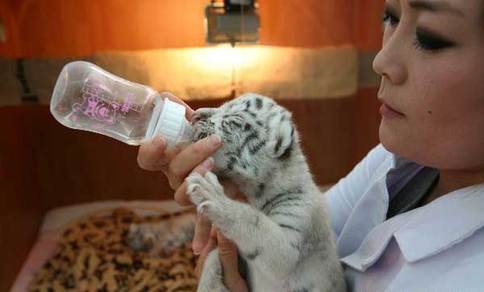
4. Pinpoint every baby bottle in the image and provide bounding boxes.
[50,61,192,146]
